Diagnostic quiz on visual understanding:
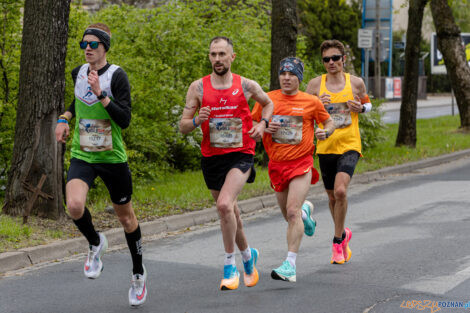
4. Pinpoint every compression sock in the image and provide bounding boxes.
[73,207,100,246]
[125,225,144,275]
